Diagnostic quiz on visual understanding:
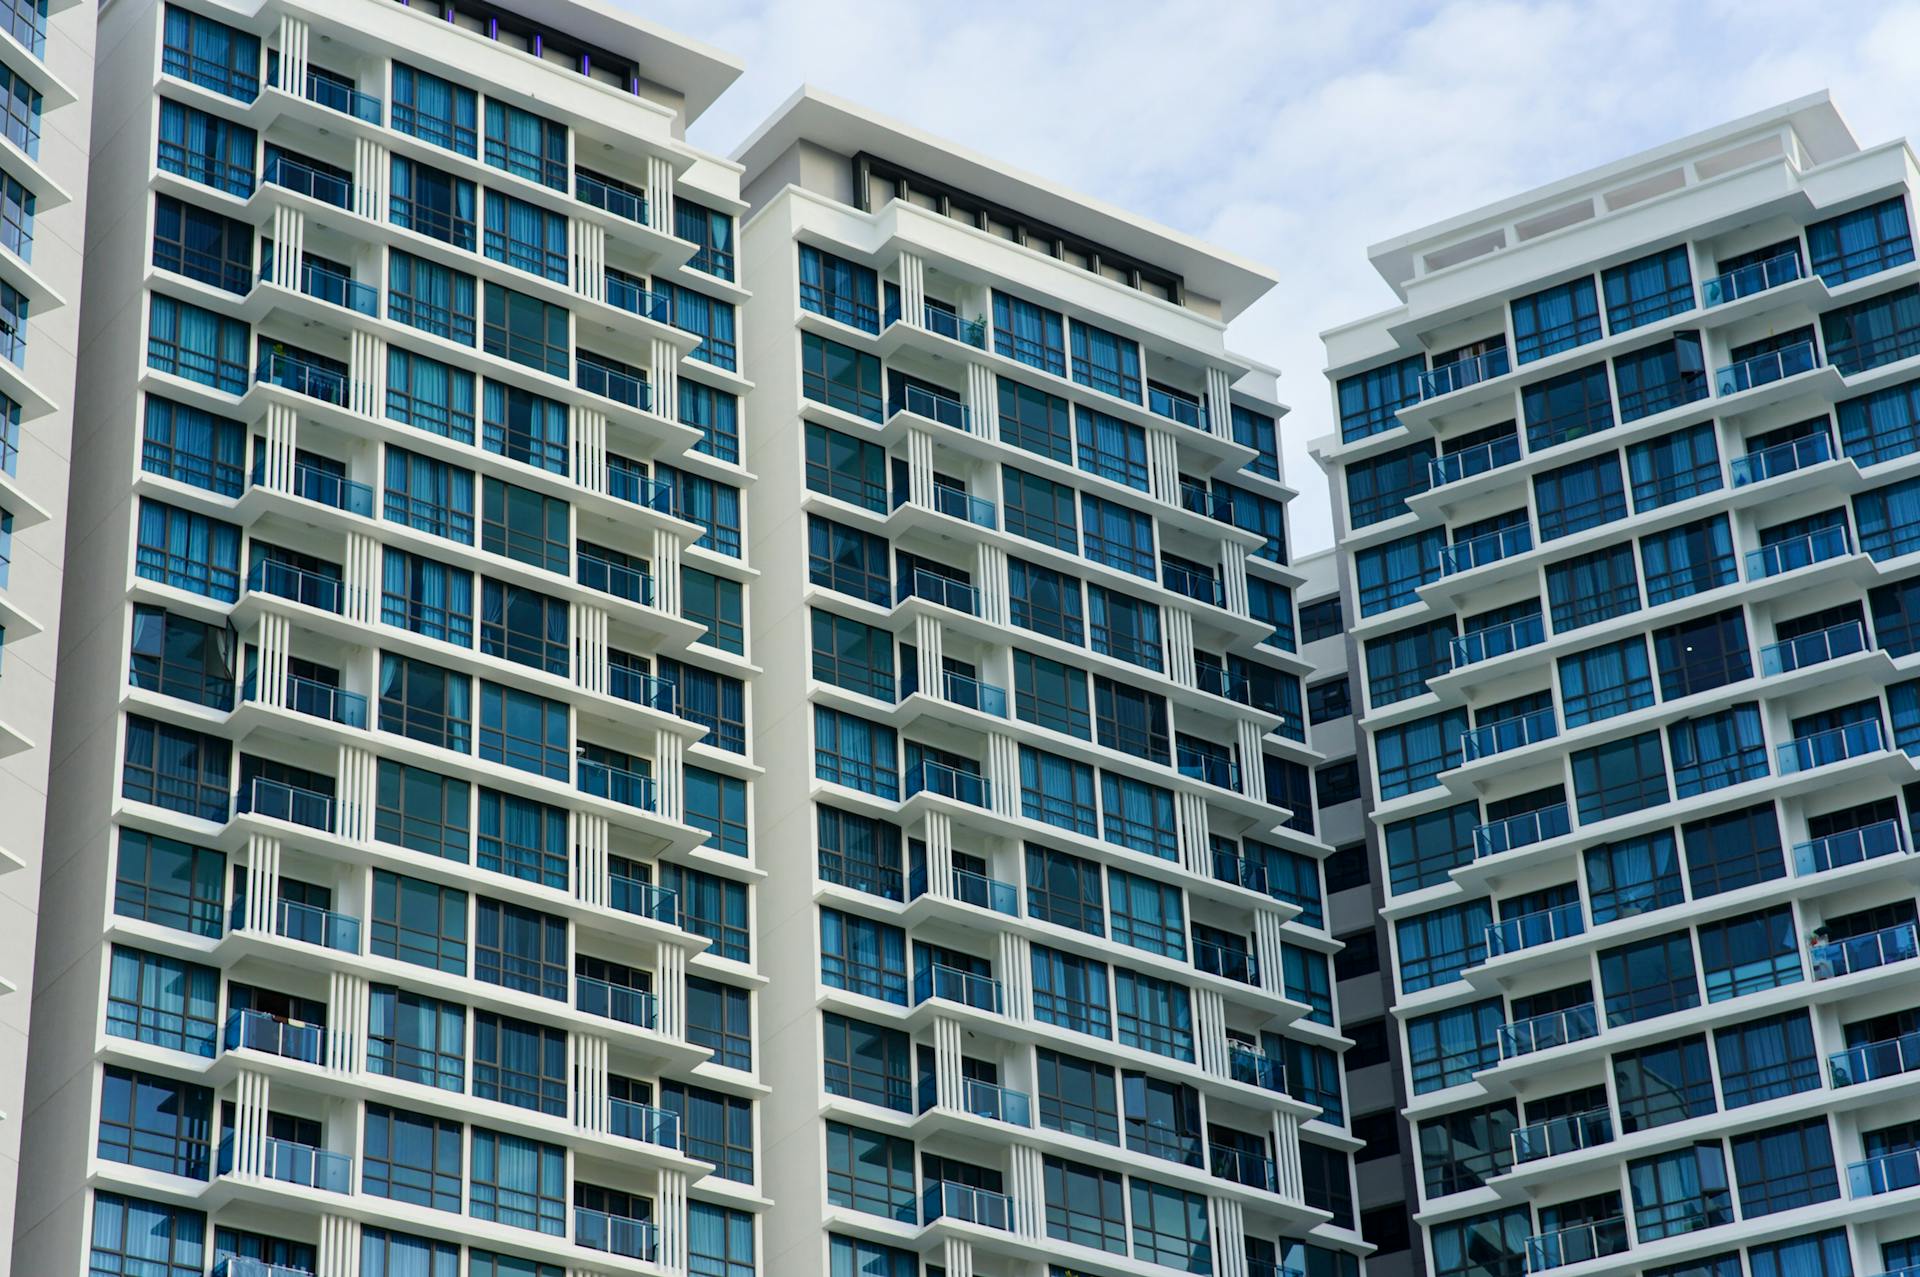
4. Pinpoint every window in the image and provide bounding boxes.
[813,609,895,701]
[1585,831,1683,924]
[1346,441,1434,528]
[1559,637,1654,727]
[661,465,742,558]
[664,283,737,370]
[1604,245,1693,332]
[1641,514,1737,605]
[1233,404,1282,478]
[105,946,218,1057]
[469,1129,567,1234]
[363,1105,462,1212]
[1697,905,1800,1001]
[660,658,746,753]
[683,568,744,655]
[1654,608,1751,700]
[1037,1048,1118,1143]
[825,1122,915,1221]
[1355,529,1443,616]
[1547,543,1640,633]
[473,1011,566,1115]
[1715,1009,1819,1107]
[1094,679,1169,763]
[1088,585,1162,670]
[1299,595,1344,643]
[130,606,233,711]
[478,683,568,779]
[662,864,749,962]
[1249,577,1297,652]
[115,831,224,937]
[157,99,255,197]
[483,381,567,475]
[1077,405,1148,489]
[805,423,886,512]
[802,332,882,420]
[1003,467,1078,549]
[1572,731,1668,824]
[483,99,565,188]
[384,447,475,544]
[1027,844,1104,934]
[1129,1180,1210,1271]
[1336,356,1422,442]
[1031,944,1111,1037]
[474,898,567,1001]
[1384,803,1477,895]
[817,806,901,899]
[1748,1231,1852,1277]
[1683,803,1783,897]
[1856,473,1920,562]
[822,1011,912,1110]
[1418,1103,1517,1197]
[820,908,907,1004]
[370,870,466,973]
[152,195,250,293]
[828,1236,915,1277]
[999,377,1072,462]
[1599,931,1698,1026]
[1612,331,1707,421]
[392,63,477,156]
[1309,678,1352,725]
[388,347,476,443]
[367,986,464,1091]
[142,395,245,495]
[390,154,477,251]
[482,477,569,574]
[136,498,240,601]
[1823,284,1920,375]
[1809,194,1914,284]
[678,199,735,280]
[1021,745,1096,835]
[686,977,751,1072]
[1512,275,1601,362]
[1407,1000,1503,1093]
[1373,710,1466,799]
[1730,1120,1839,1216]
[375,761,470,864]
[121,715,229,822]
[1081,494,1155,577]
[993,291,1066,376]
[1668,702,1768,797]
[162,4,259,99]
[1534,453,1626,540]
[1099,771,1174,858]
[1397,901,1491,993]
[1281,1037,1345,1122]
[1523,362,1613,451]
[379,654,472,754]
[484,191,567,282]
[798,244,878,331]
[1628,1143,1730,1242]
[688,1203,753,1277]
[1070,319,1141,401]
[807,516,890,606]
[389,250,475,344]
[480,580,568,675]
[89,1193,206,1277]
[1840,378,1920,468]
[814,706,898,798]
[1115,969,1193,1060]
[1628,422,1720,511]
[661,1082,754,1184]
[482,281,568,377]
[1614,1035,1714,1132]
[1010,558,1084,643]
[1043,1156,1127,1253]
[1364,620,1454,708]
[1013,651,1090,738]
